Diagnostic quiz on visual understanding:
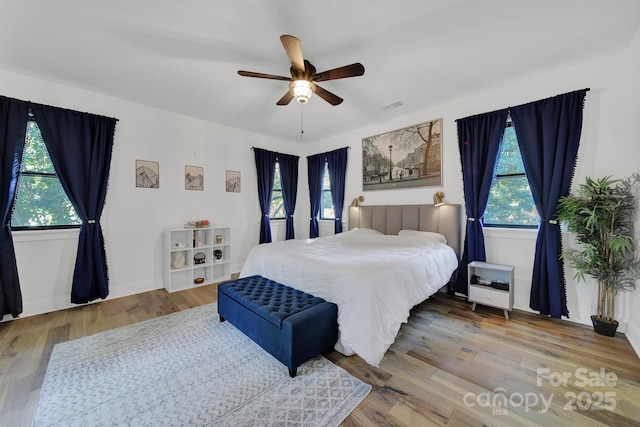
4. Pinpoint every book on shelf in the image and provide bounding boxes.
[192,229,207,247]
